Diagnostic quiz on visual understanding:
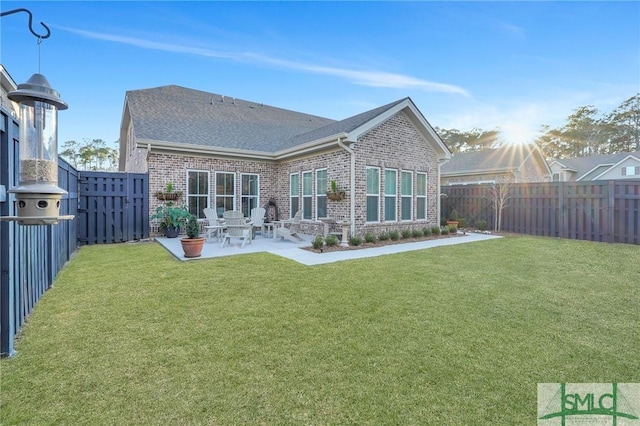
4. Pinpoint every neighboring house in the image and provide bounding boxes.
[441,144,551,186]
[0,64,19,118]
[119,85,452,236]
[548,151,640,181]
